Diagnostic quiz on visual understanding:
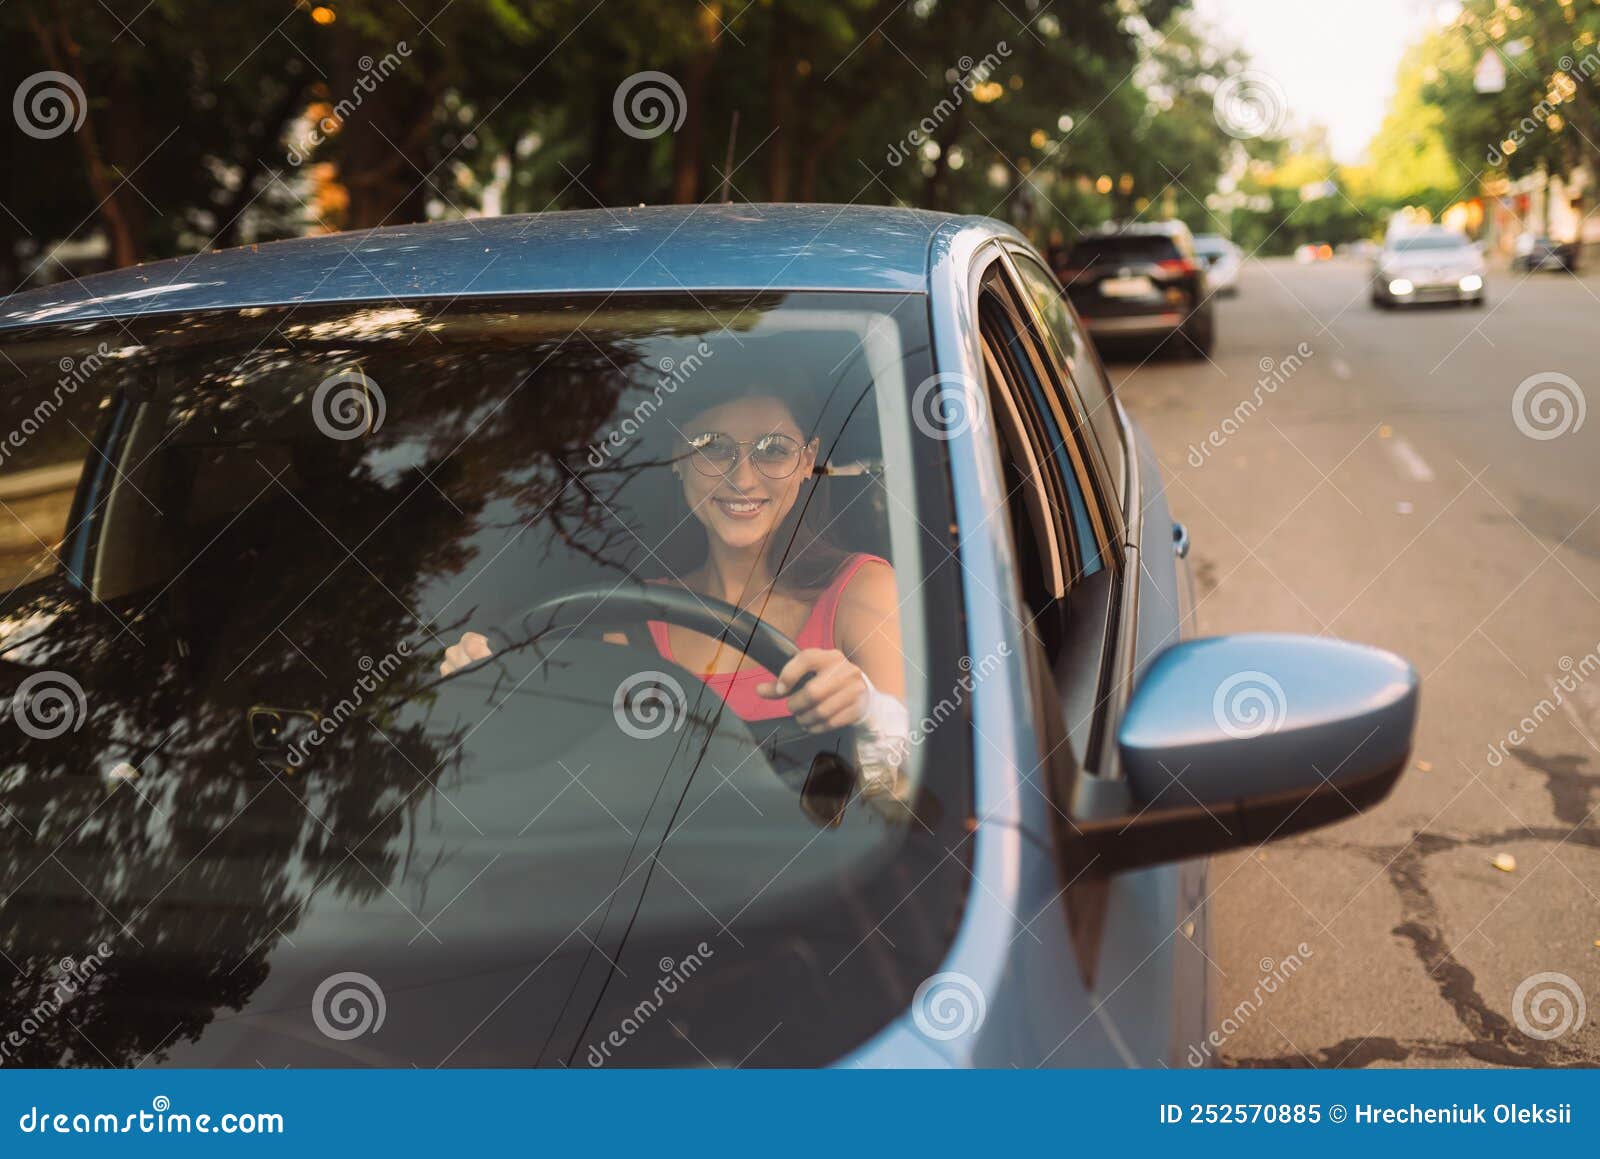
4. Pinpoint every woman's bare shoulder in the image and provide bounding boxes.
[835,557,897,626]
